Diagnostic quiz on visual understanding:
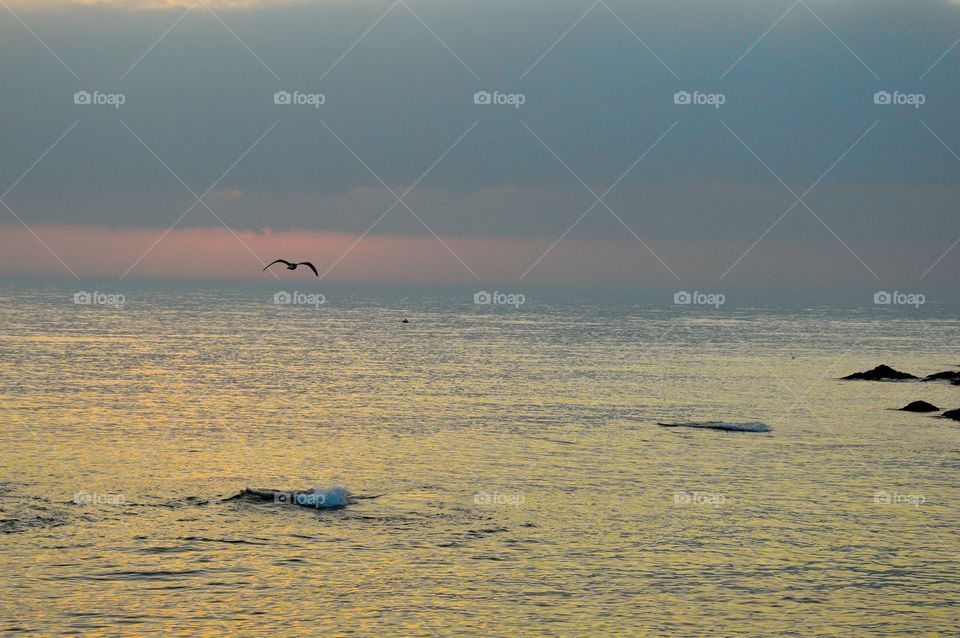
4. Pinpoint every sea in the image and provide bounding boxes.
[1,281,957,636]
